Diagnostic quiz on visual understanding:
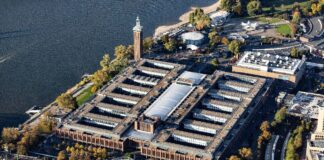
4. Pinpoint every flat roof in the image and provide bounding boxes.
[287,91,324,119]
[144,83,195,121]
[181,32,205,41]
[177,71,206,85]
[237,51,304,75]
